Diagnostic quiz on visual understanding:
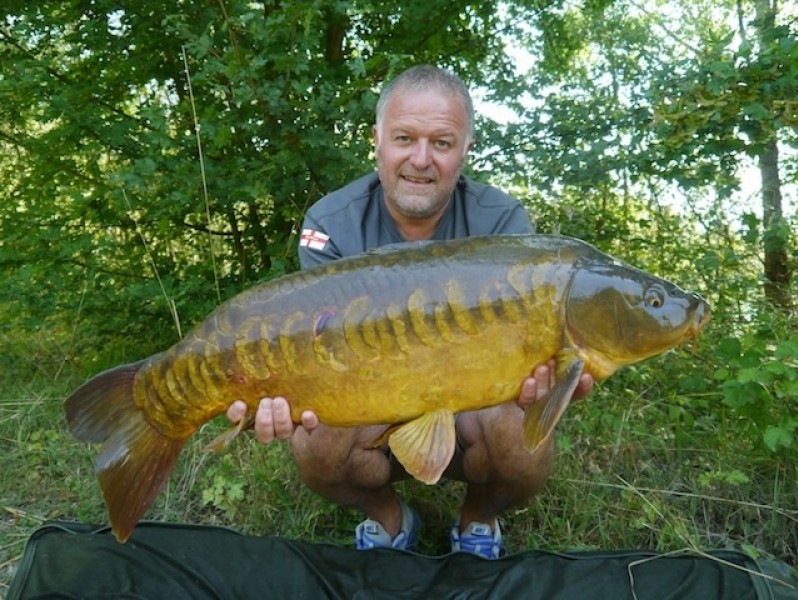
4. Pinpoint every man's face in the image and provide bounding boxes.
[373,88,473,221]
